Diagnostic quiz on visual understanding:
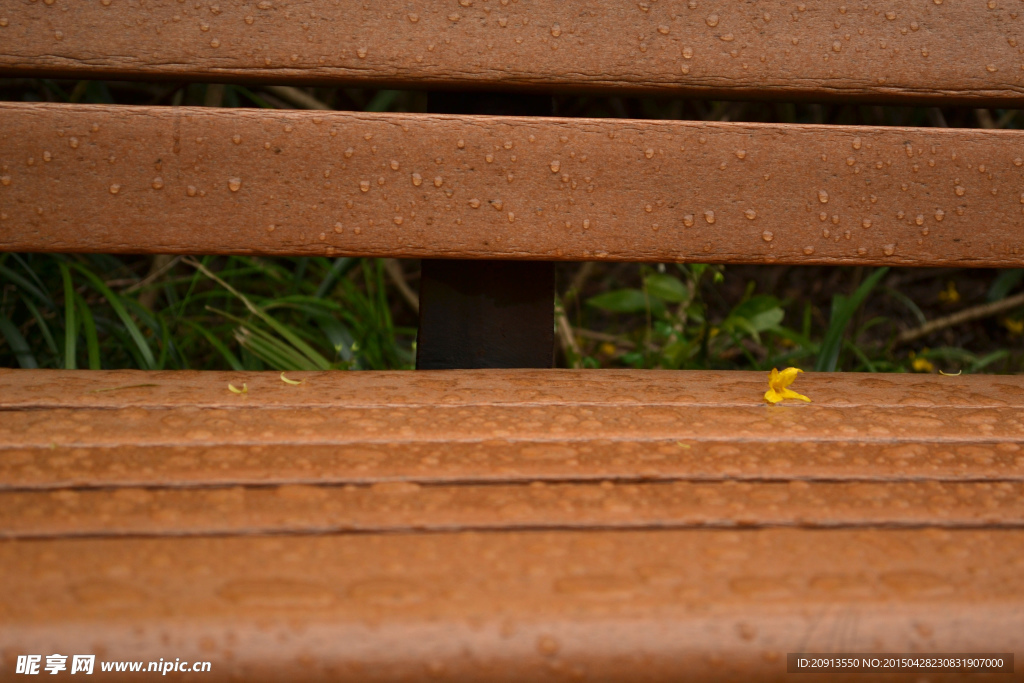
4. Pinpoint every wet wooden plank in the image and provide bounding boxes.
[2,402,1022,448]
[2,104,1024,266]
[2,529,1022,681]
[2,440,1022,491]
[3,369,1021,410]
[4,479,1024,539]
[2,1,1024,105]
